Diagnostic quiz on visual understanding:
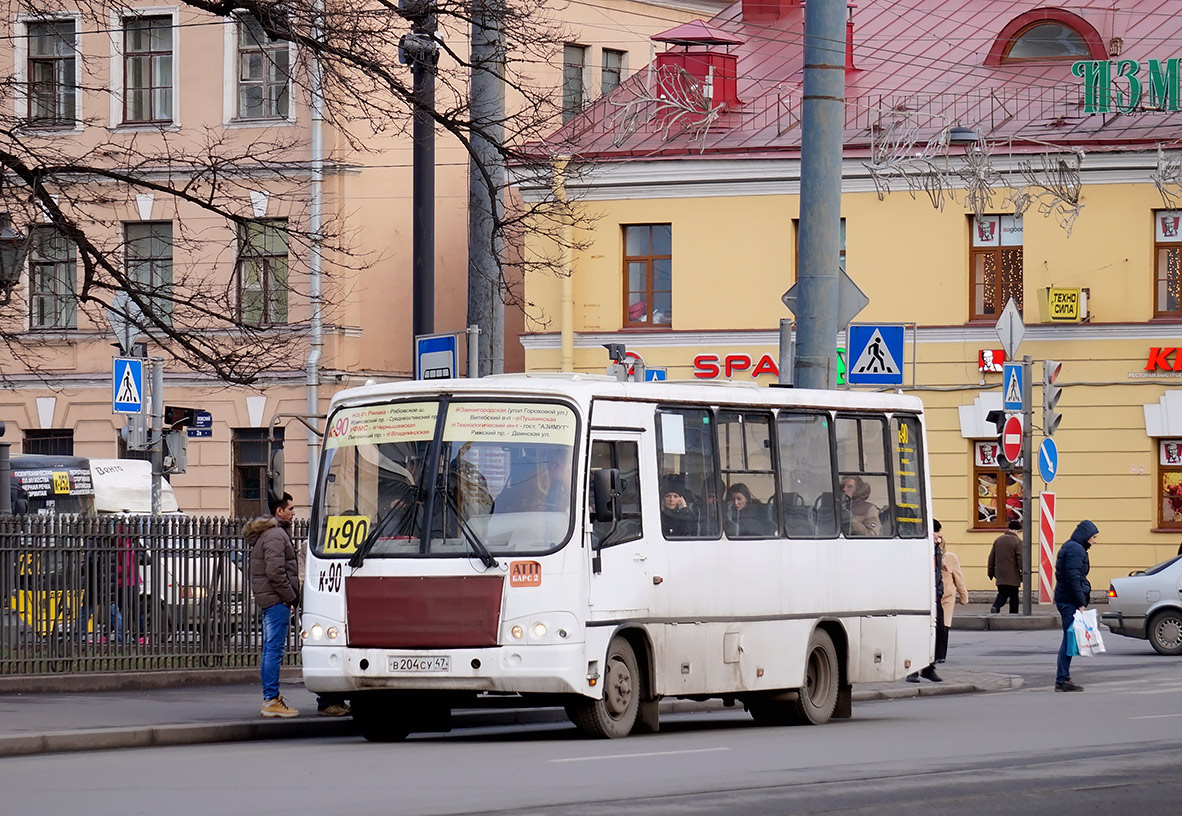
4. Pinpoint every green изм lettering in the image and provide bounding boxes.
[1072,58,1180,114]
